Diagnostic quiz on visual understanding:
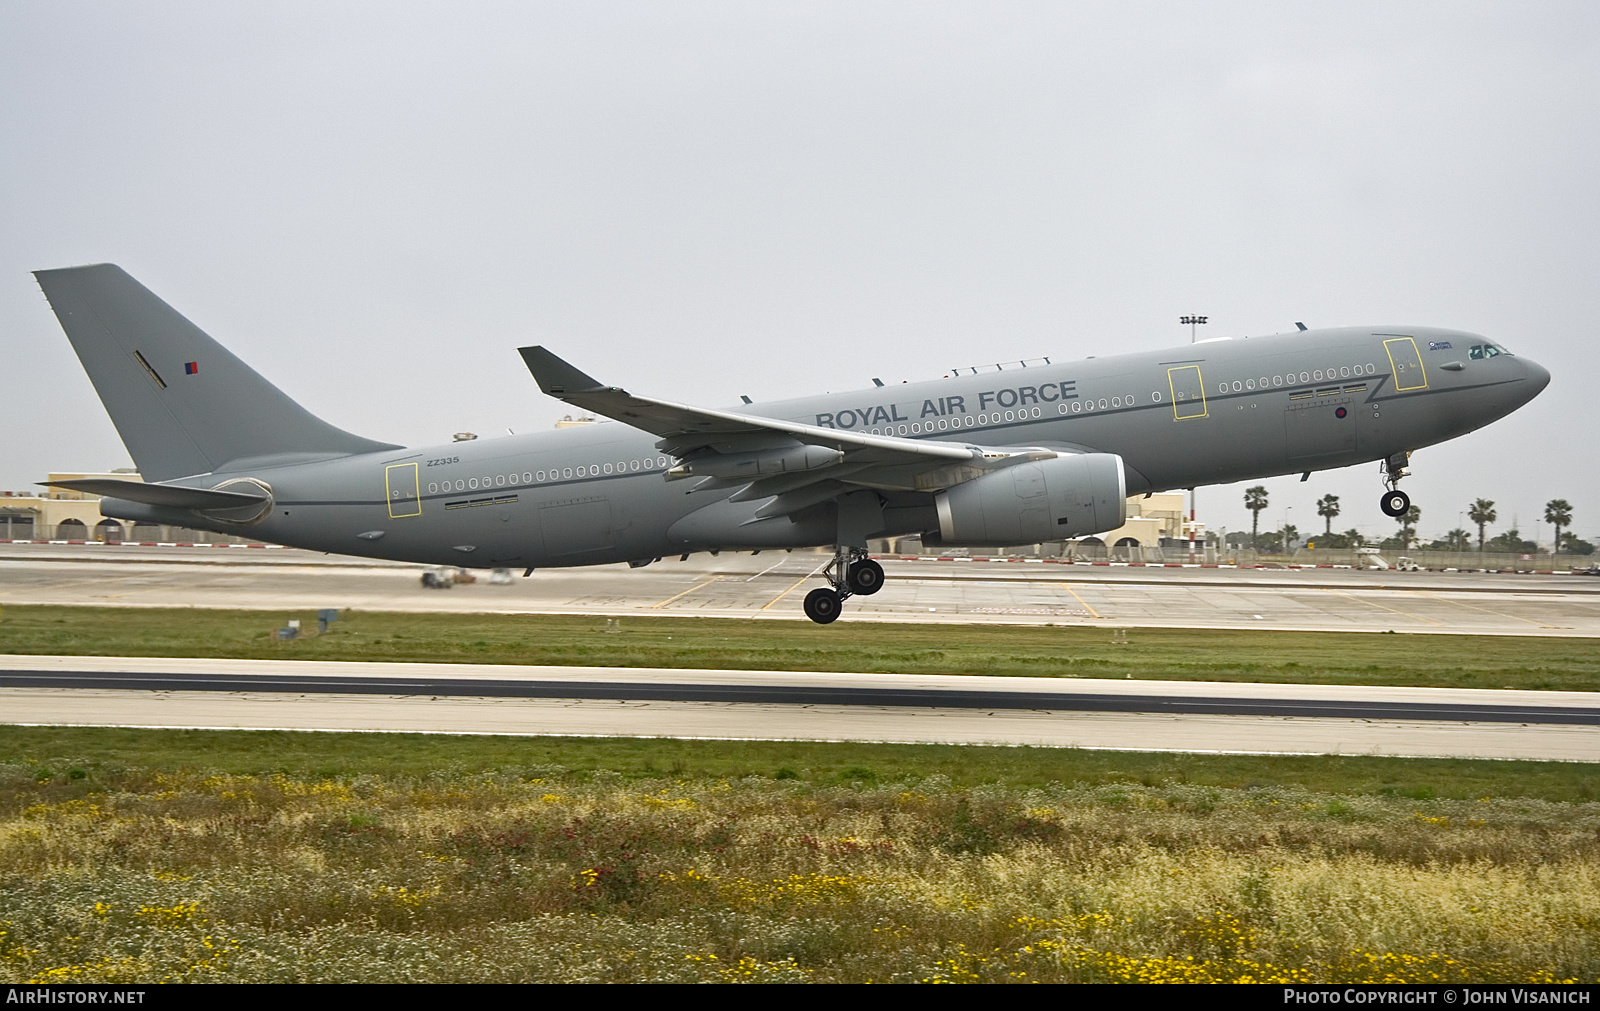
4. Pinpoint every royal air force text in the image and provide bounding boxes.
[815,383,1079,430]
